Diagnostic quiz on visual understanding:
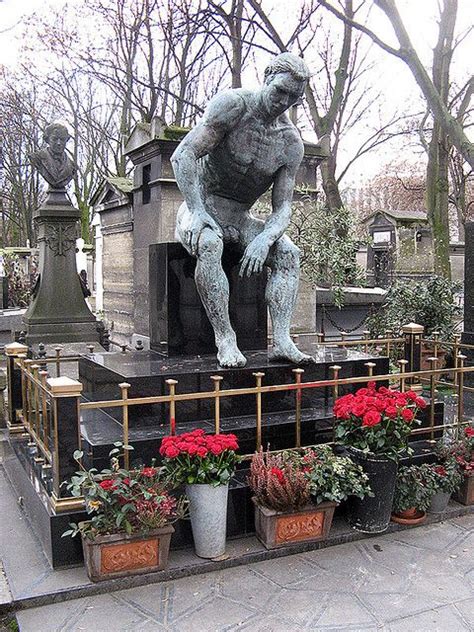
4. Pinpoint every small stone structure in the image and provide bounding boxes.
[363,209,434,287]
